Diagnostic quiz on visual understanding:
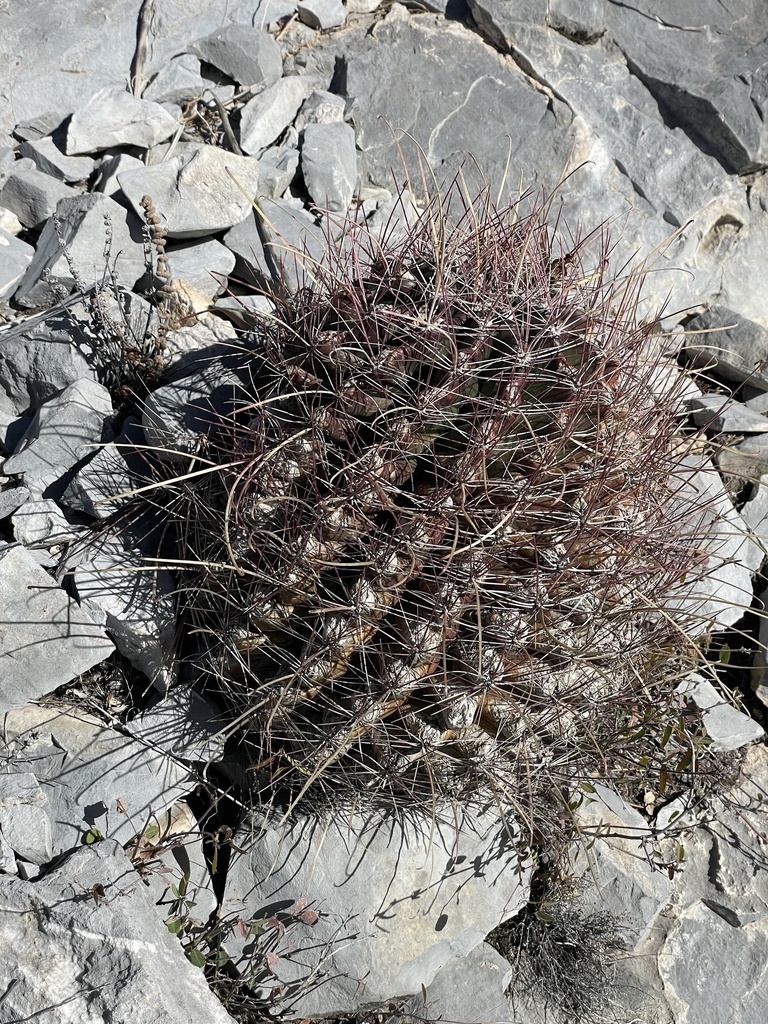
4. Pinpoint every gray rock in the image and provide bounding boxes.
[0,206,23,235]
[14,191,145,310]
[66,86,179,154]
[0,841,237,1024]
[687,393,768,433]
[3,378,113,501]
[0,0,270,146]
[144,54,205,105]
[717,434,768,480]
[223,212,269,284]
[666,460,762,632]
[0,161,77,229]
[11,499,75,547]
[0,485,30,519]
[395,942,513,1024]
[0,145,14,186]
[19,136,96,183]
[685,306,768,389]
[129,687,226,764]
[549,0,604,43]
[297,0,348,30]
[142,358,244,460]
[0,544,113,713]
[118,145,261,238]
[93,151,145,198]
[0,803,53,865]
[189,24,283,90]
[677,674,764,752]
[73,529,176,689]
[0,227,34,300]
[165,239,236,299]
[215,293,276,329]
[0,830,16,874]
[257,143,300,198]
[0,298,98,415]
[660,901,768,1024]
[239,76,320,154]
[0,773,46,808]
[604,0,768,175]
[61,417,146,519]
[258,196,326,293]
[0,702,194,853]
[222,800,531,1018]
[295,89,346,130]
[571,785,674,950]
[301,121,357,214]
